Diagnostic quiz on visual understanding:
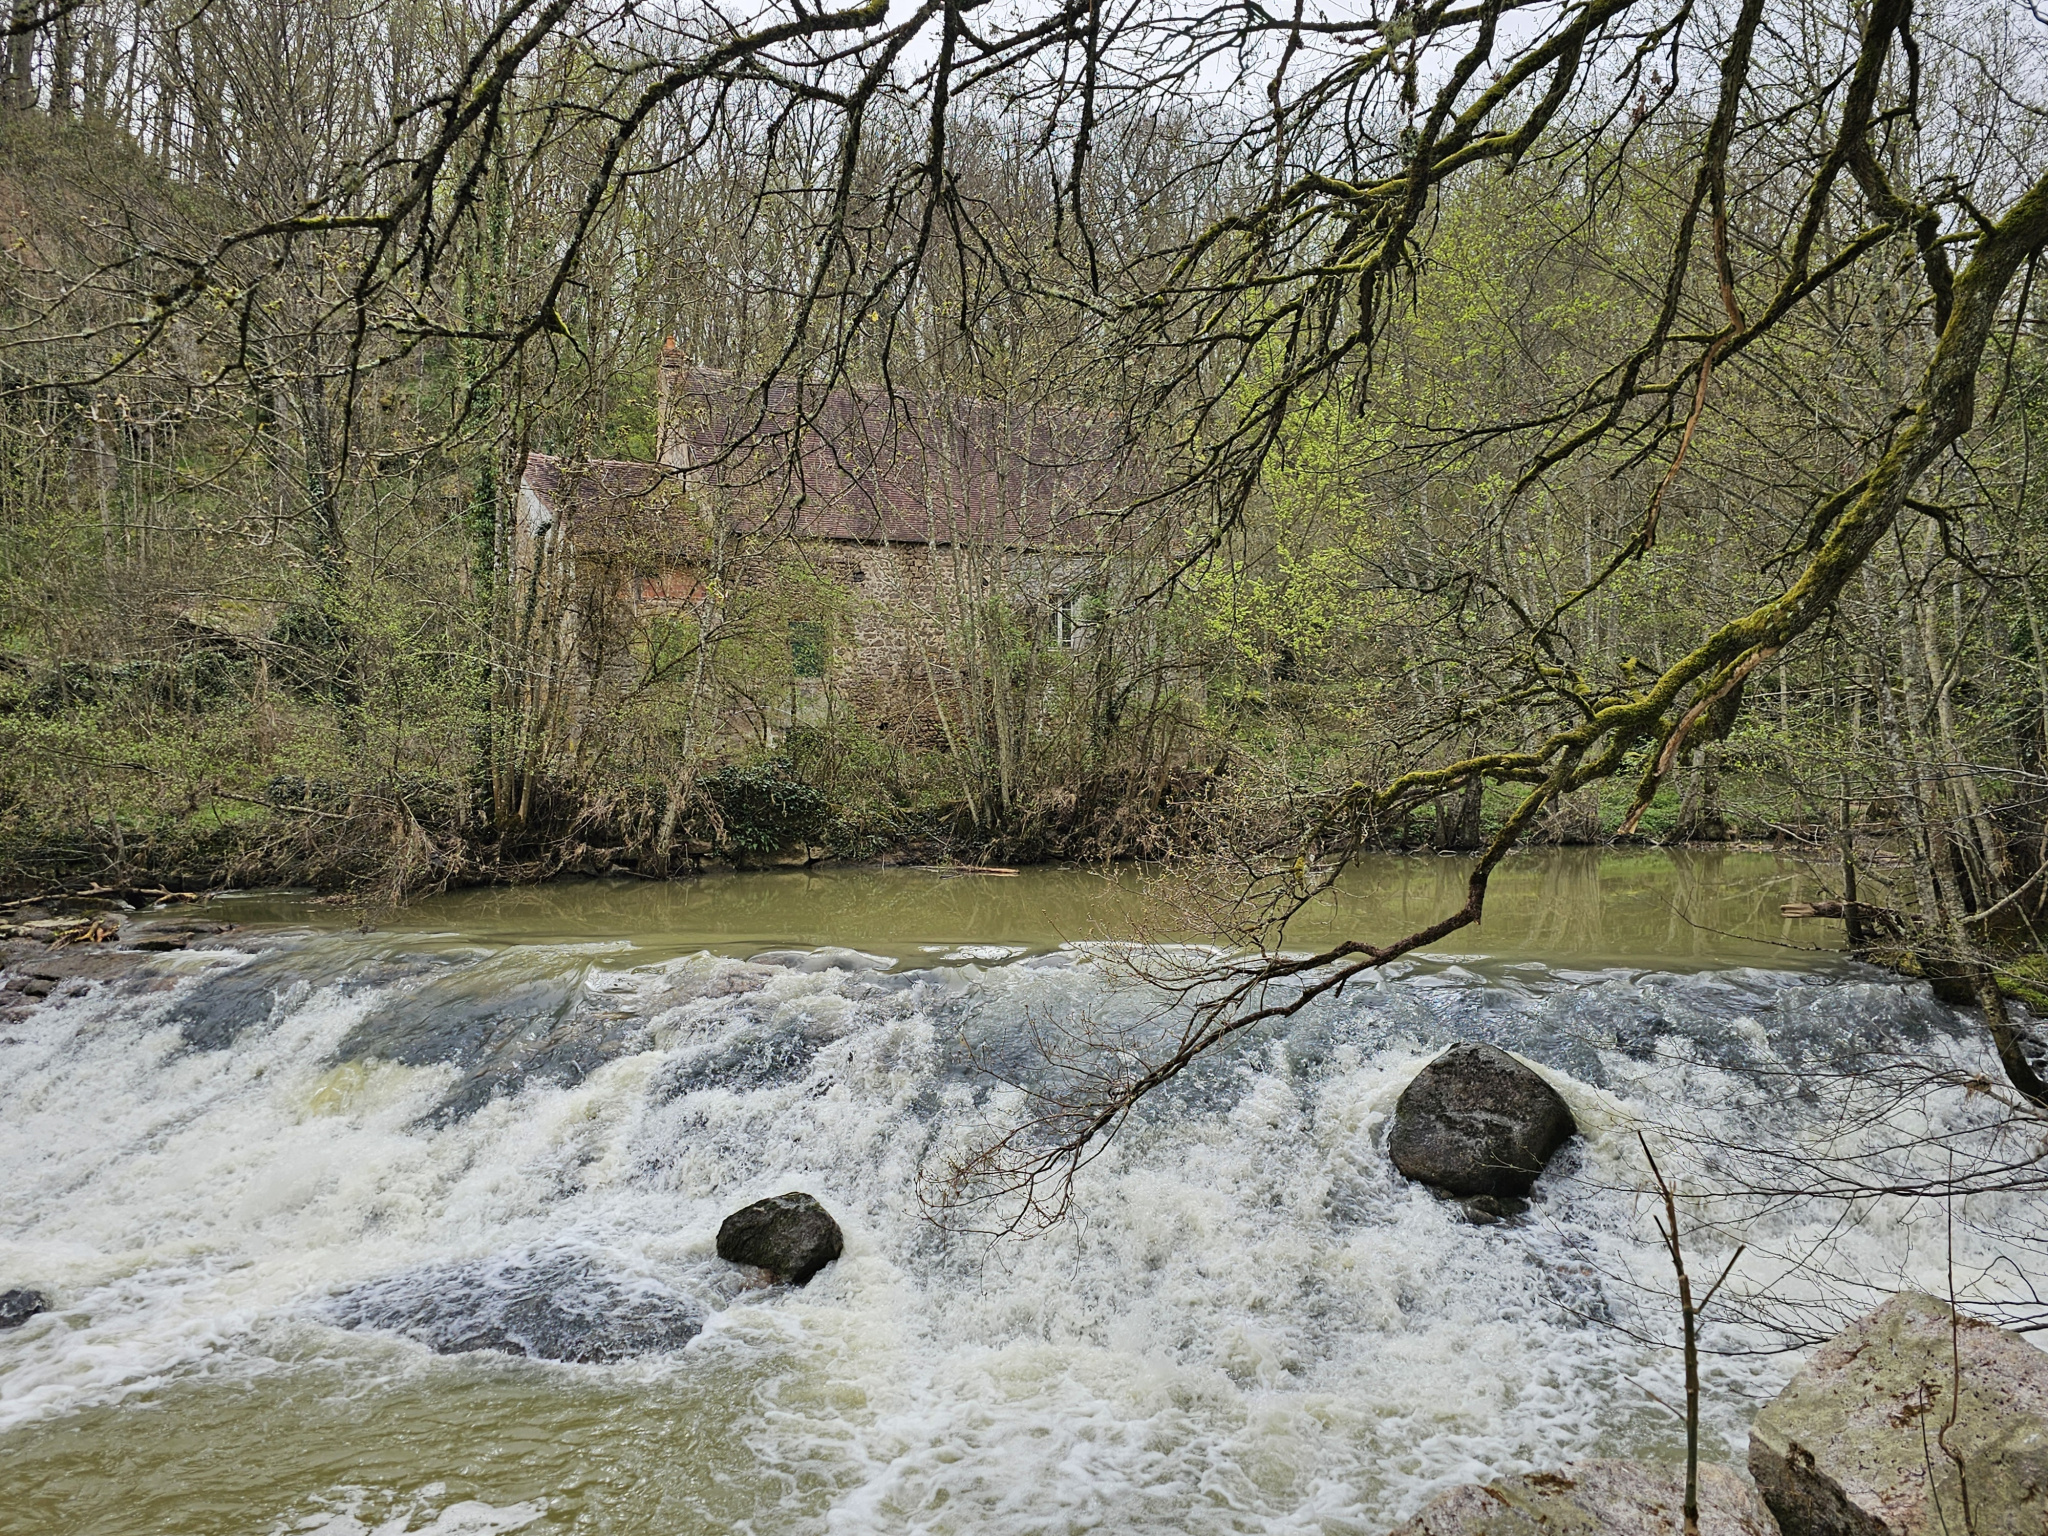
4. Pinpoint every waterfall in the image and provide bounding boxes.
[0,880,2032,1535]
